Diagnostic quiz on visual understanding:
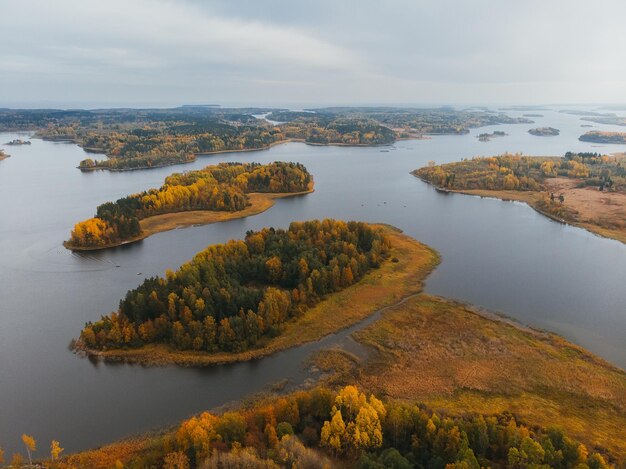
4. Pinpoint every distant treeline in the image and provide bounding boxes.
[67,162,311,248]
[0,107,536,170]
